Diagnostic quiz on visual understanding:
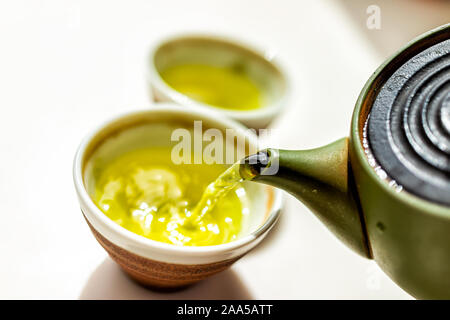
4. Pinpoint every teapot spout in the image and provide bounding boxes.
[241,138,371,258]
